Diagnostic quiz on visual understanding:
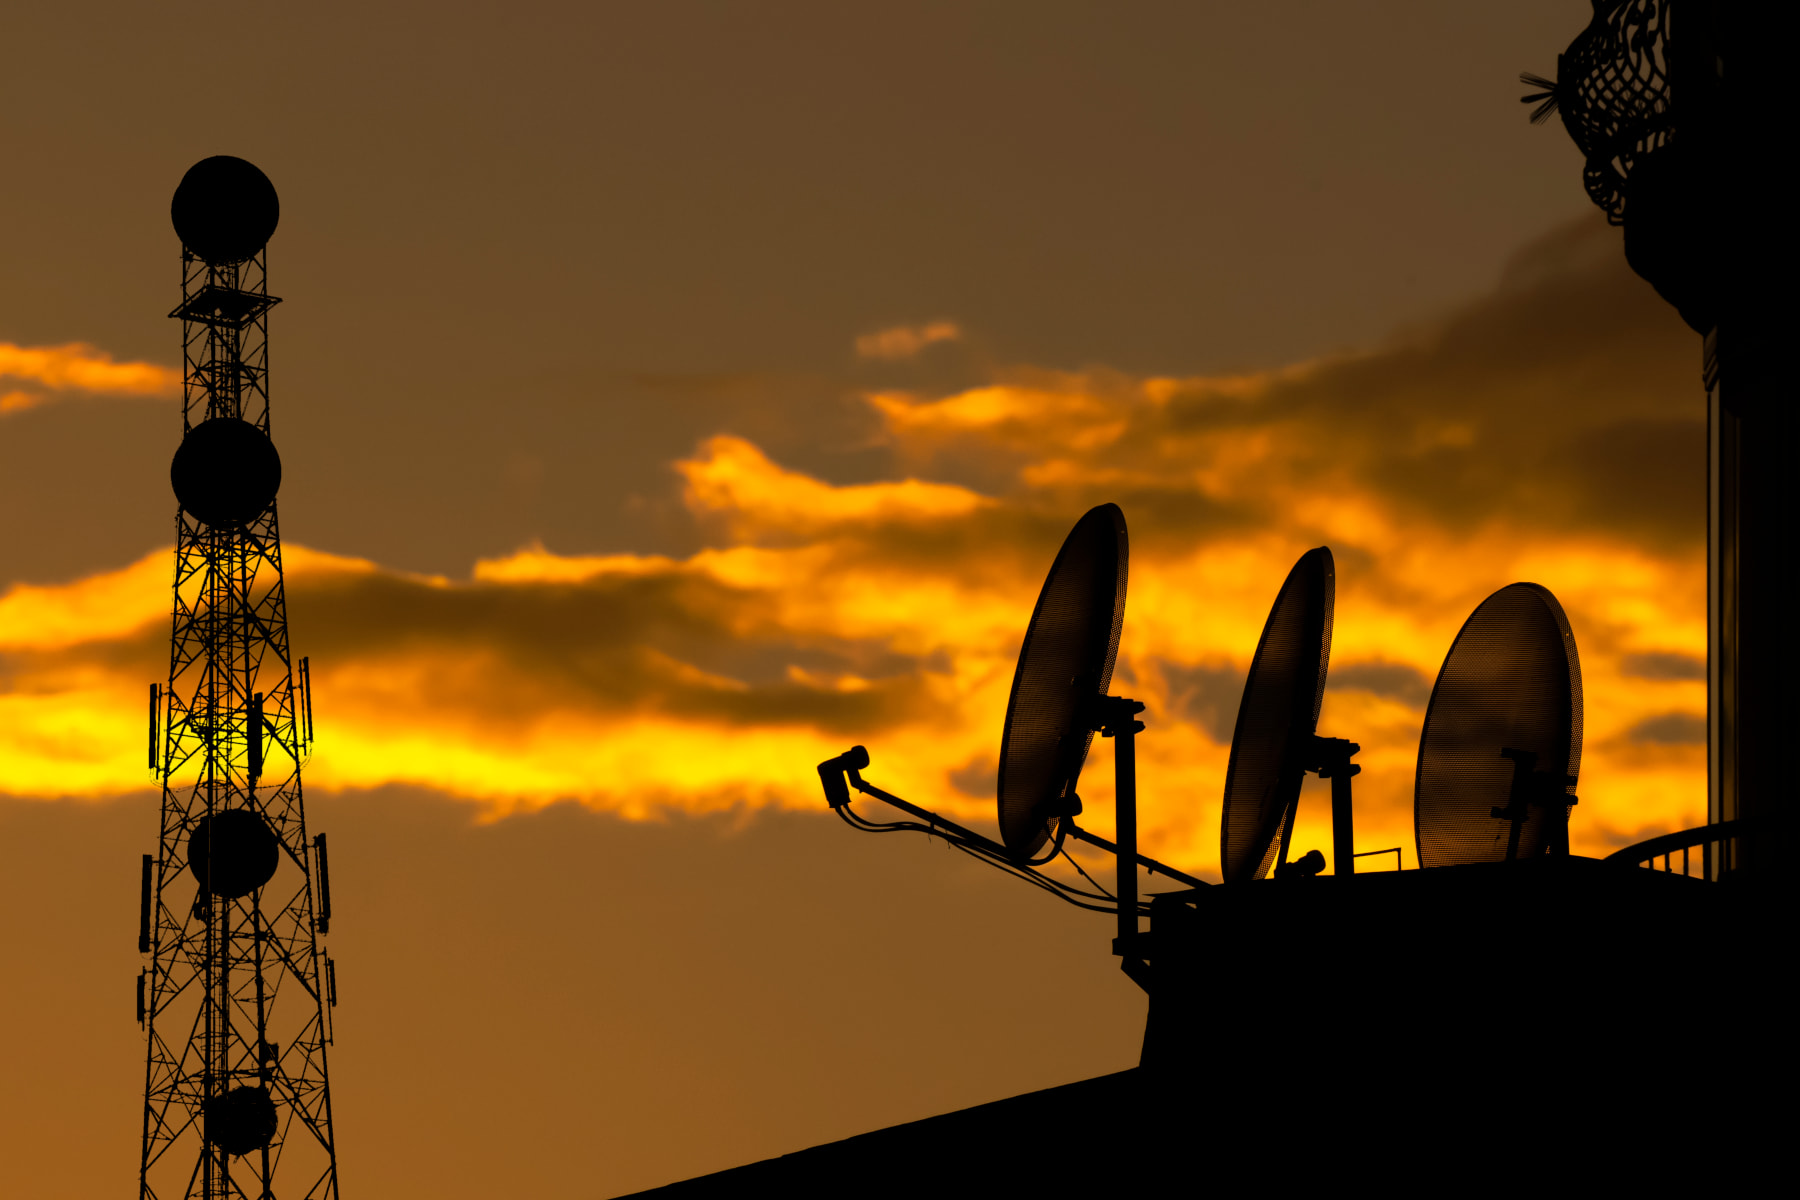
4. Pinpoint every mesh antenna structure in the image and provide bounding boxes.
[818,505,1204,990]
[139,155,341,1199]
[1218,548,1363,884]
[1415,583,1584,868]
